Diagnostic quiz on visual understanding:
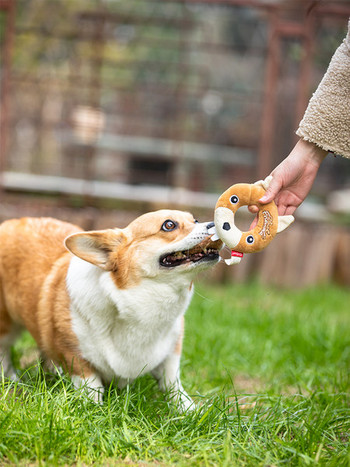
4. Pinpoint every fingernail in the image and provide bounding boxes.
[259,195,268,202]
